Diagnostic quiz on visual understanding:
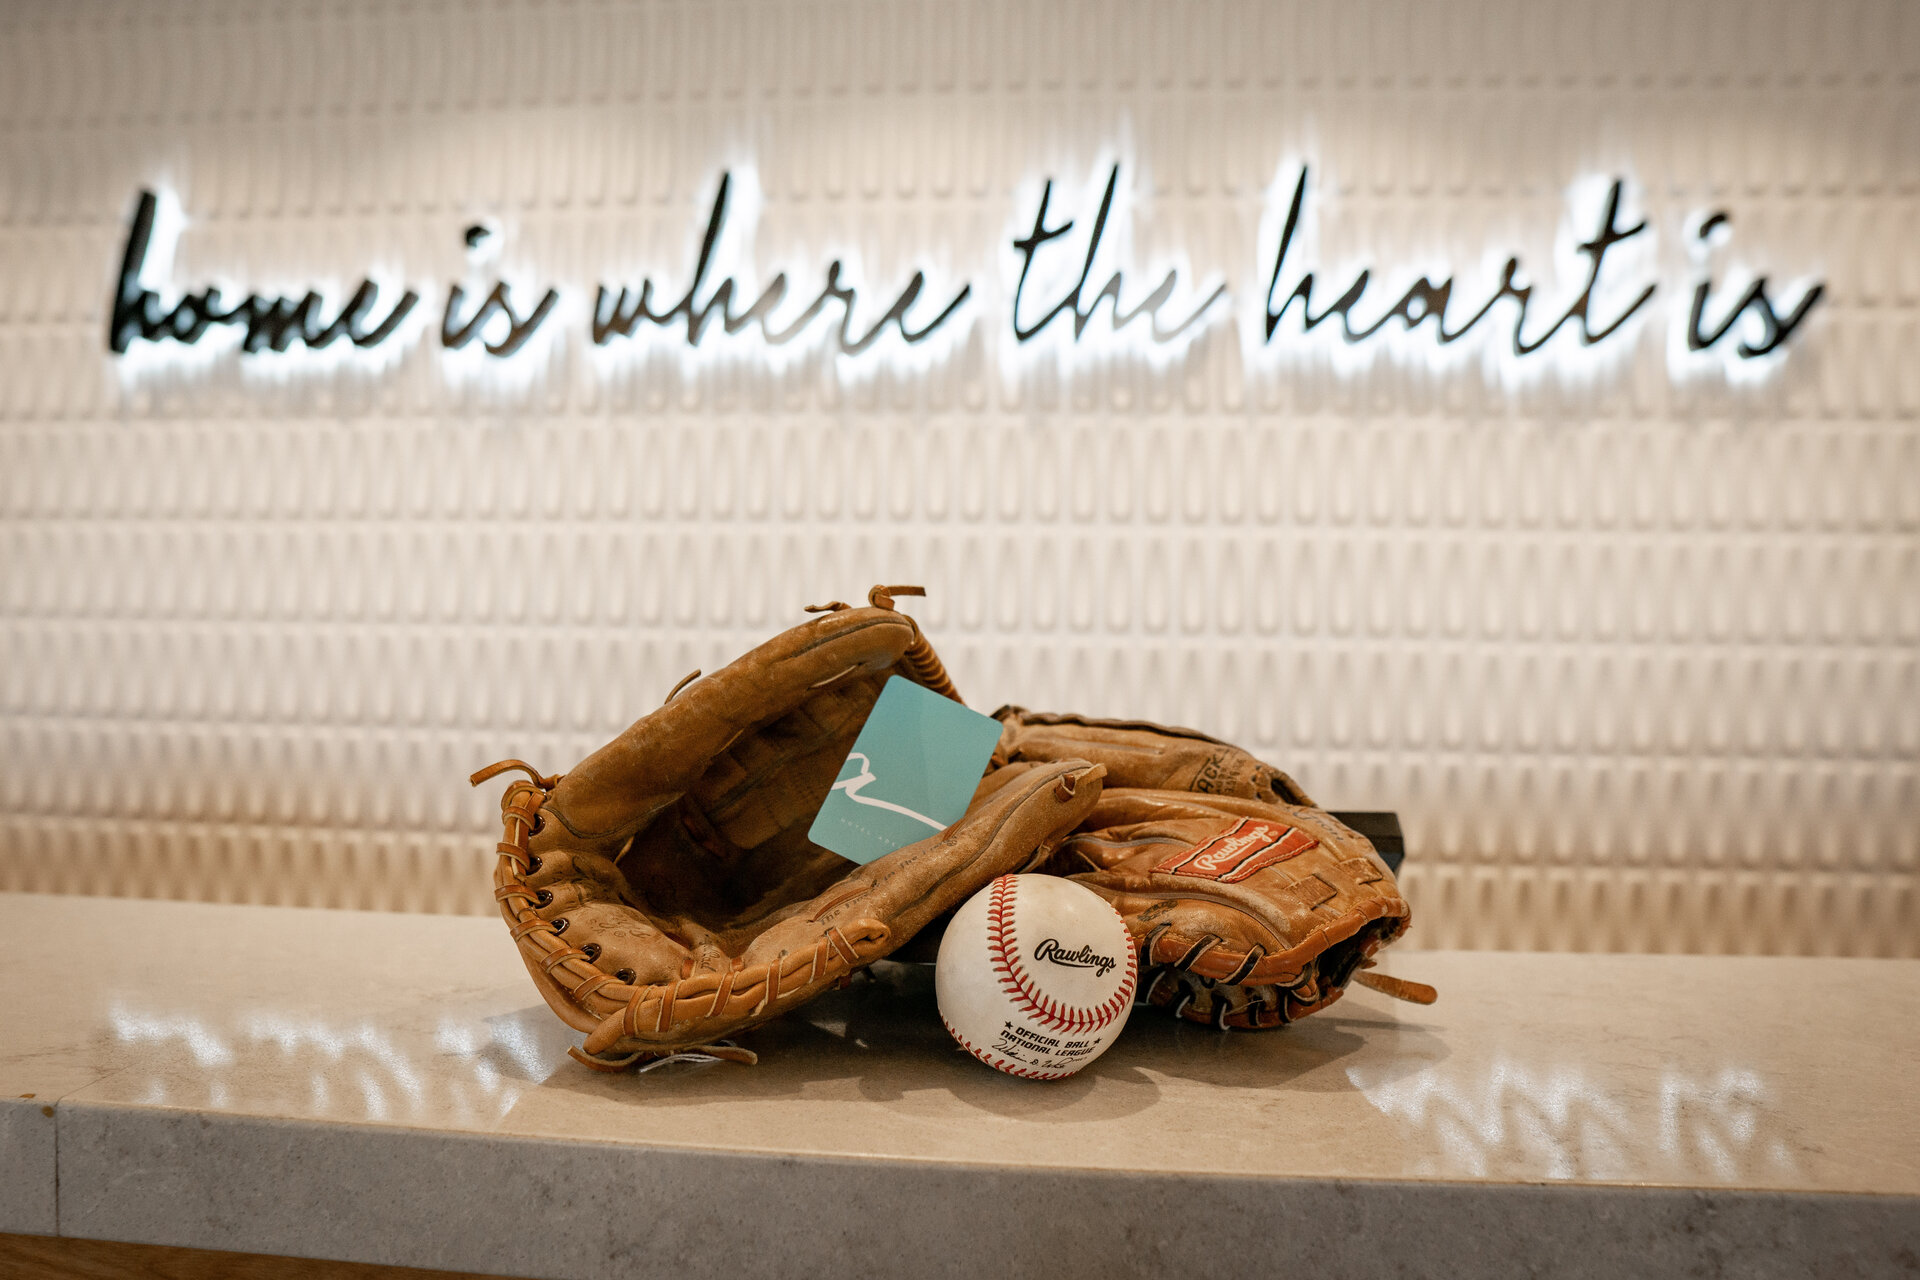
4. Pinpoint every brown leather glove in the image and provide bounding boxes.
[992,709,1434,1030]
[473,590,1104,1071]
